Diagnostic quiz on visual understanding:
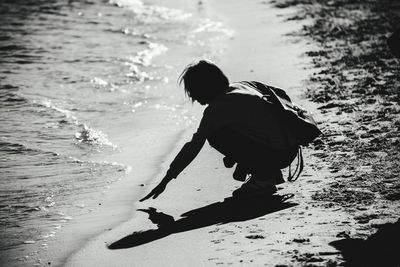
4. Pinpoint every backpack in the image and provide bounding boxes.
[238,81,322,181]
